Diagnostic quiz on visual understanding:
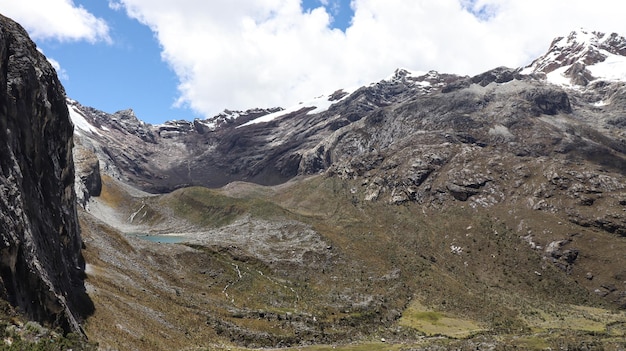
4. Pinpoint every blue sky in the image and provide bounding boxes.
[34,0,355,124]
[37,1,194,123]
[3,1,626,125]
[302,0,353,31]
